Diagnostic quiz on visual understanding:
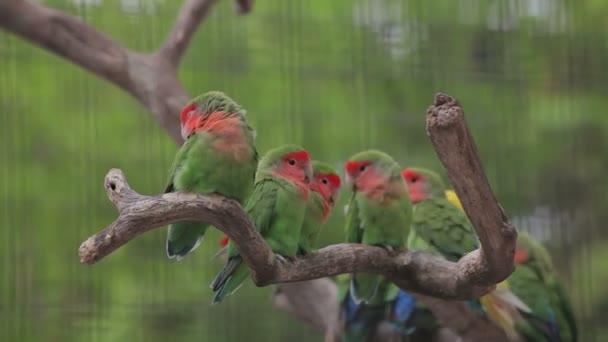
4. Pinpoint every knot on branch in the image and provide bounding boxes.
[104,168,133,212]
